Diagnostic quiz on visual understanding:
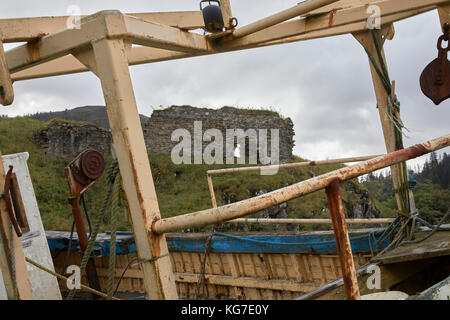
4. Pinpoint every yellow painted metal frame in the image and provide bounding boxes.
[1,0,449,300]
